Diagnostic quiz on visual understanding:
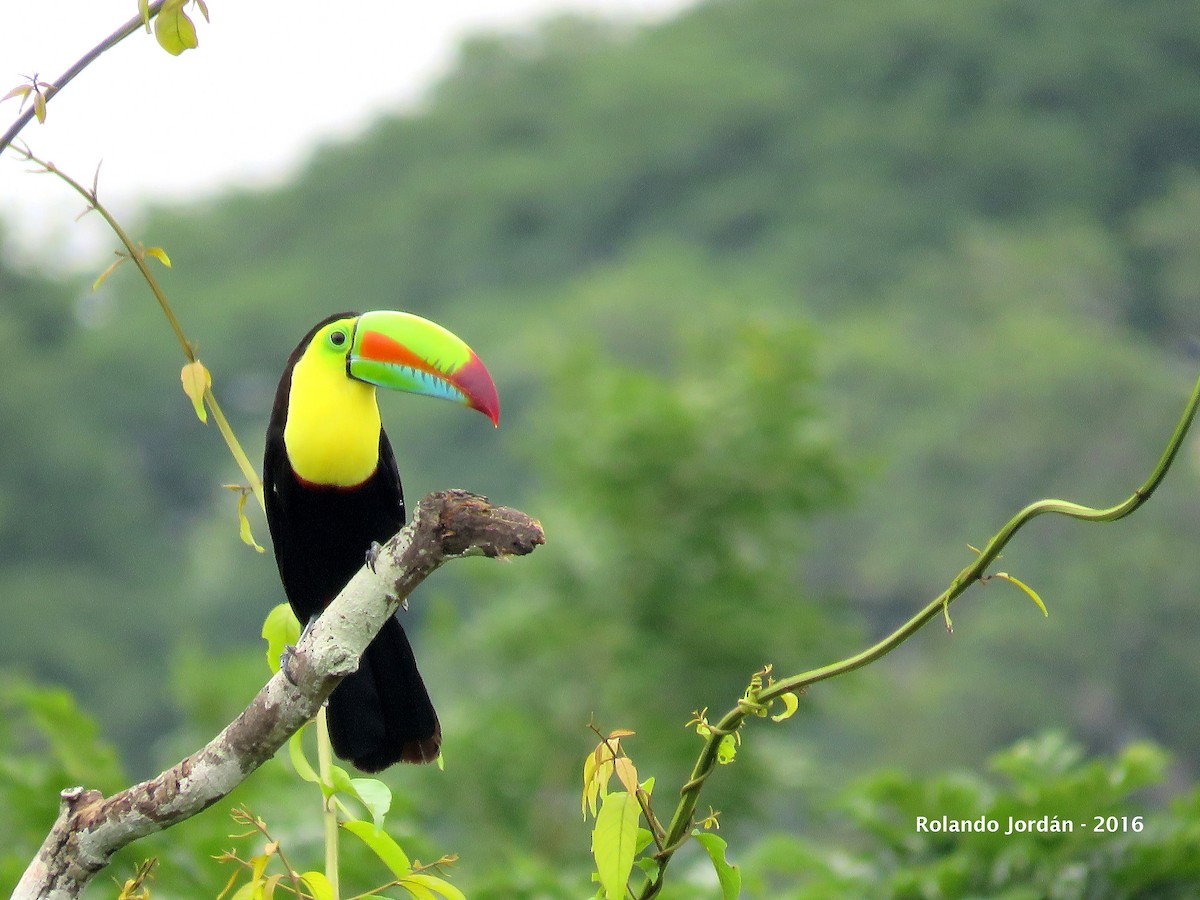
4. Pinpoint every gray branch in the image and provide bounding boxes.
[13,490,544,900]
